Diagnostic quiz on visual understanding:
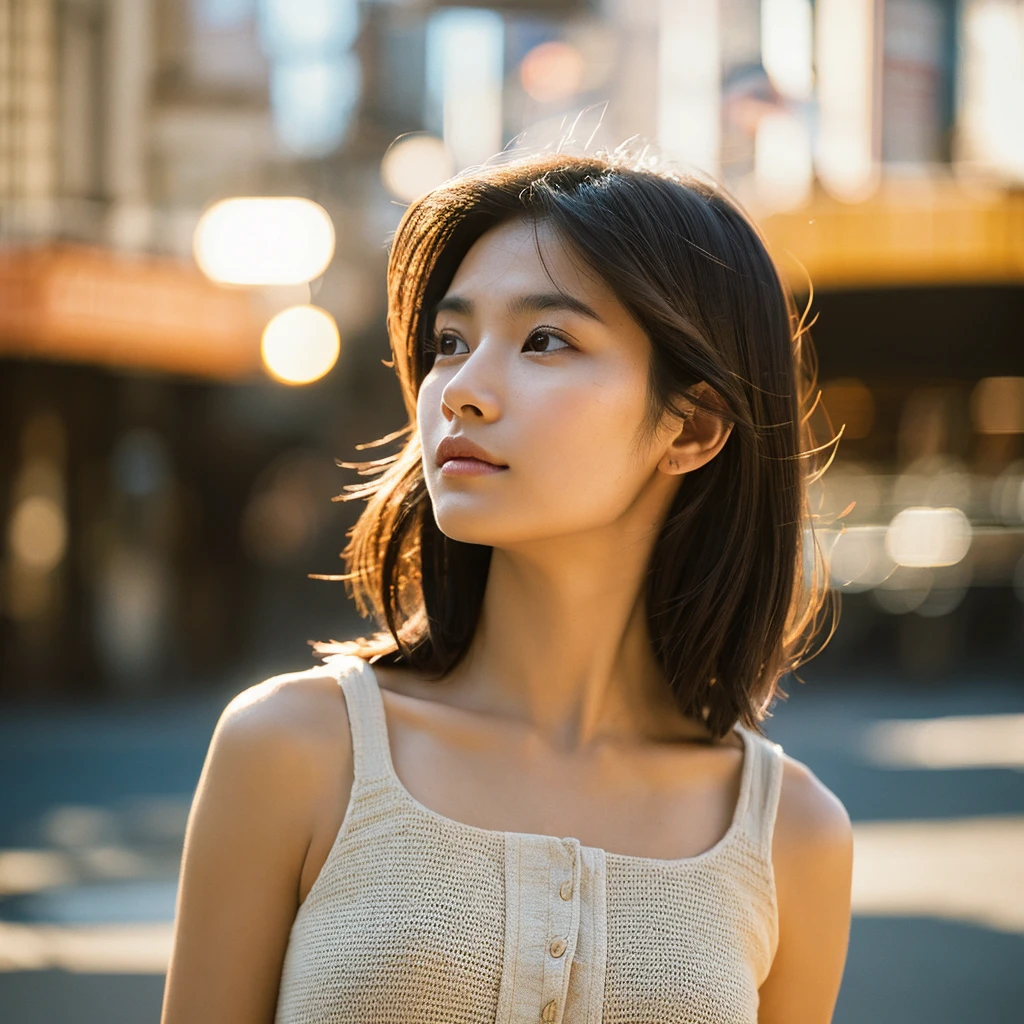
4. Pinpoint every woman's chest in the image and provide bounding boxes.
[378,690,745,861]
[279,811,770,1024]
